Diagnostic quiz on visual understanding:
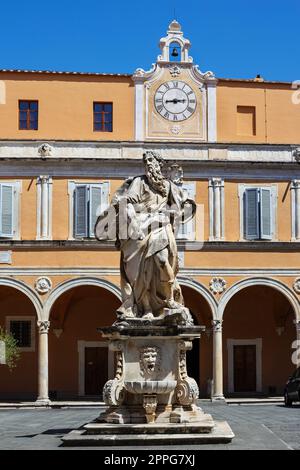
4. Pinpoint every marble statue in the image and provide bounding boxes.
[62,151,234,445]
[95,150,196,324]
